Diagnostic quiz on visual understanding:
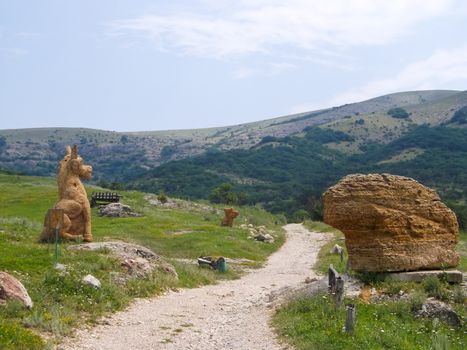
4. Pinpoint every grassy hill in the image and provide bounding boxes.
[0,173,284,349]
[129,124,467,222]
[0,90,465,182]
[1,89,467,222]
